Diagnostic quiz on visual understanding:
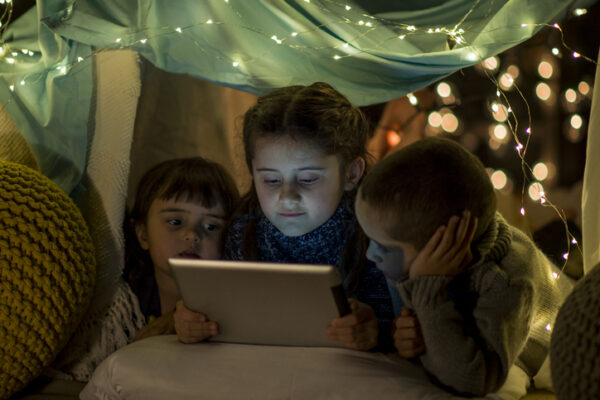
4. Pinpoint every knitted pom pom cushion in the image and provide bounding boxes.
[0,160,96,400]
[551,262,600,400]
